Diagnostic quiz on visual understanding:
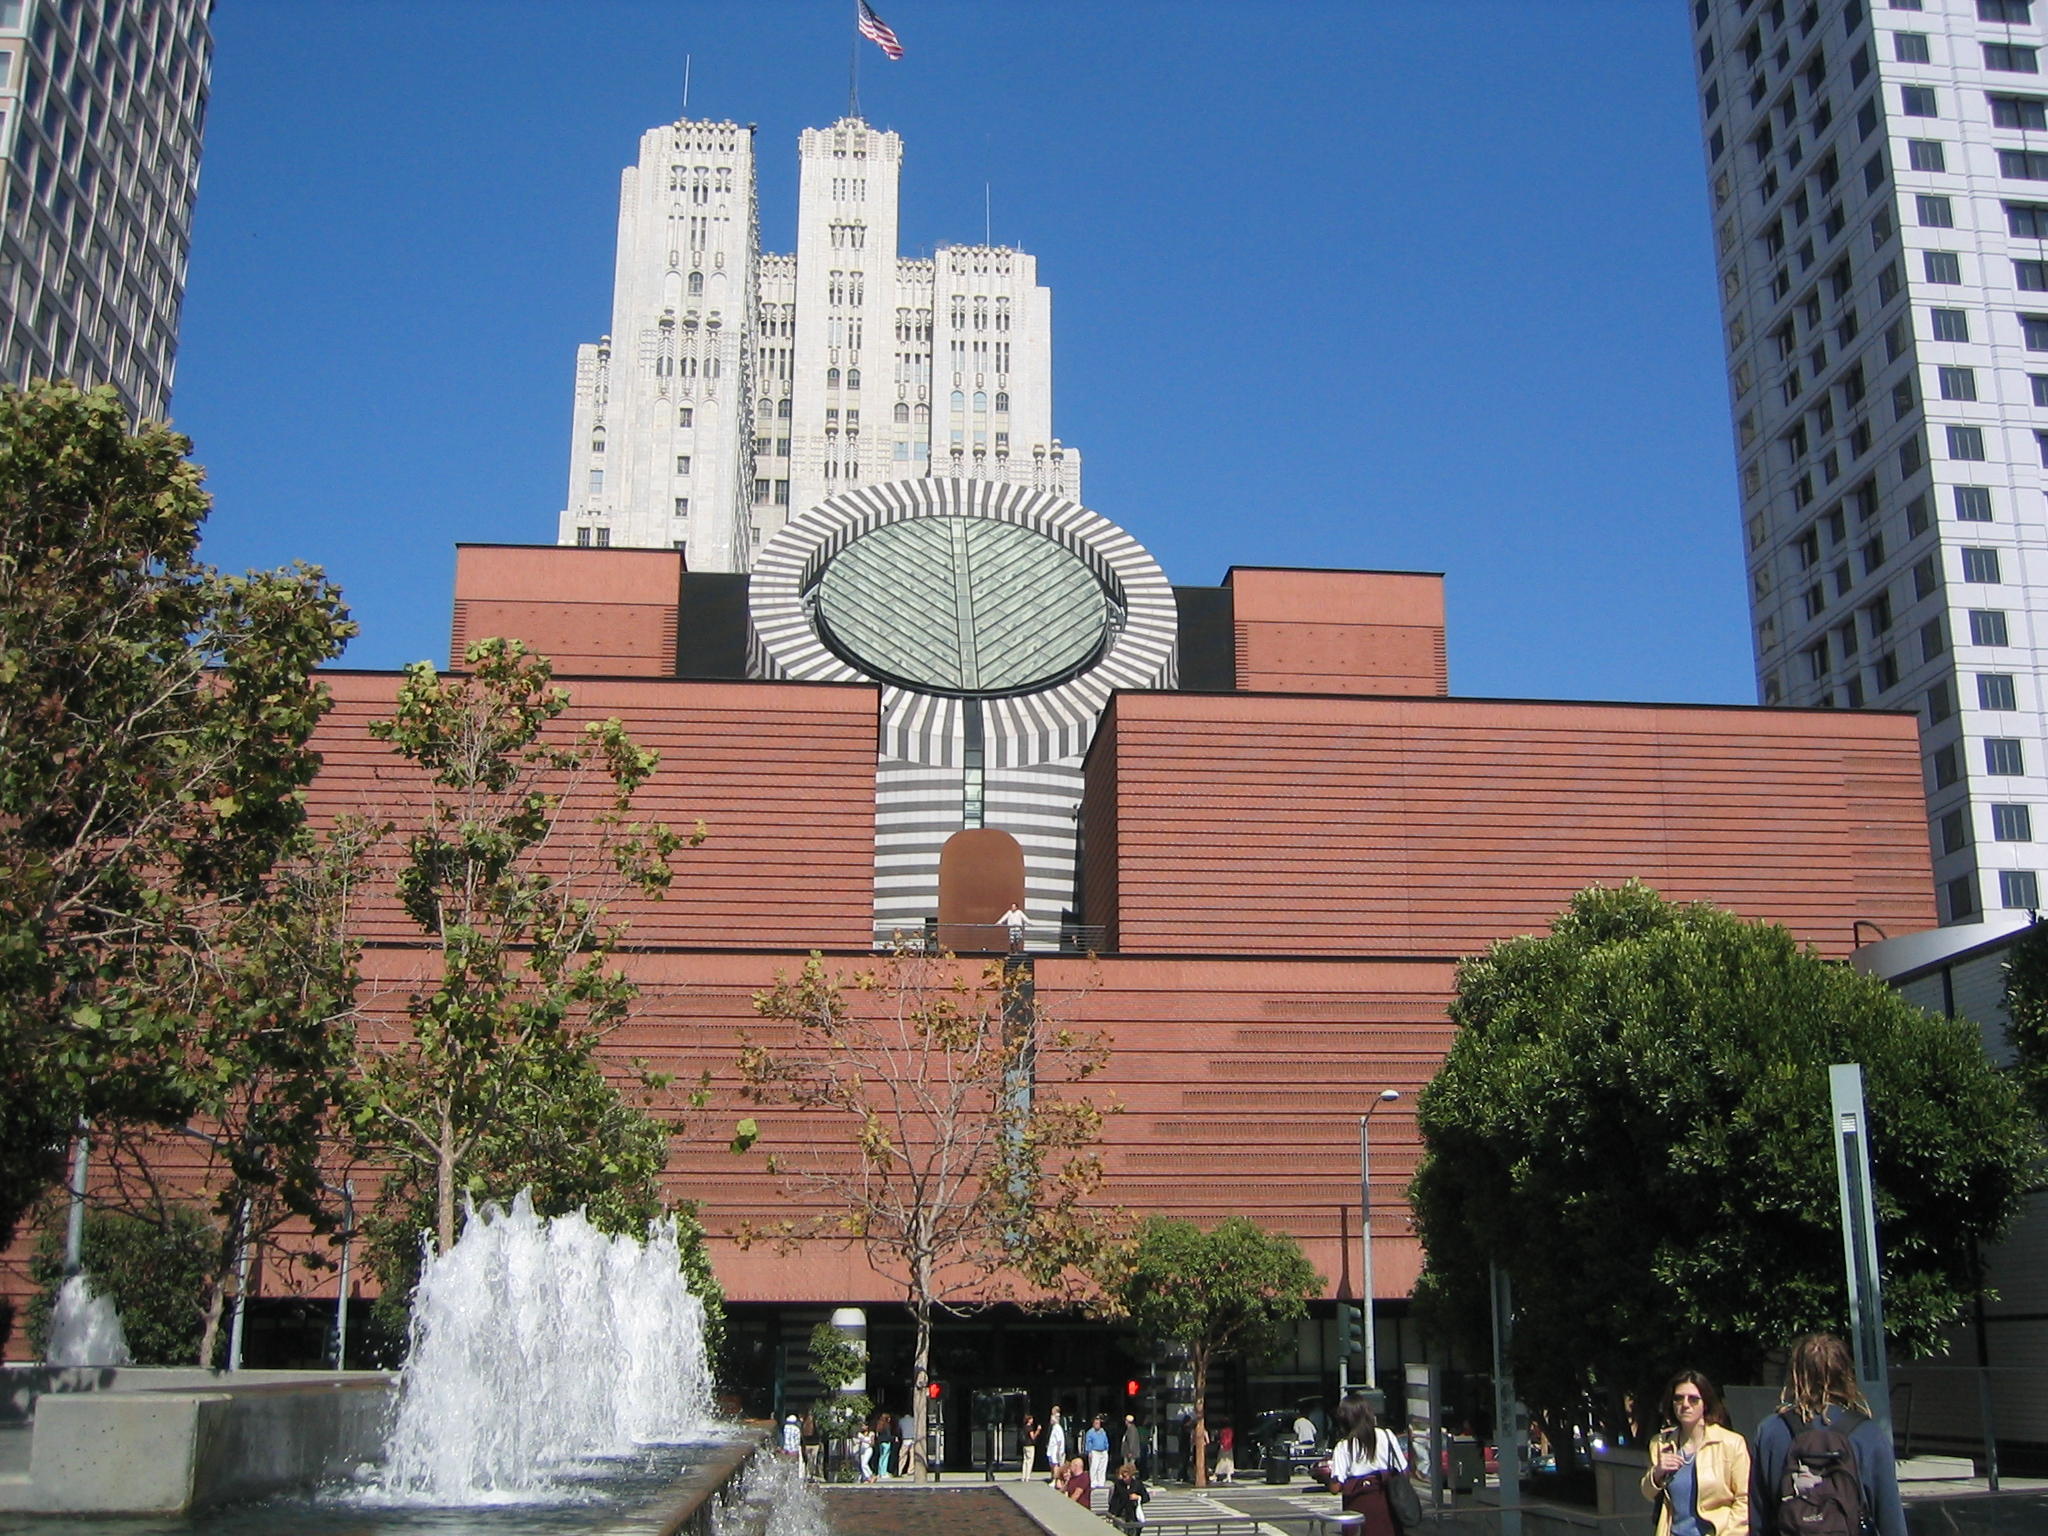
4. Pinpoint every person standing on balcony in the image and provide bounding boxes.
[1000,901,1029,952]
